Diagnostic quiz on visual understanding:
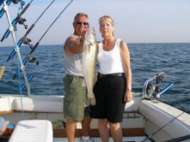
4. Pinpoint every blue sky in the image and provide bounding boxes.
[0,0,190,46]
